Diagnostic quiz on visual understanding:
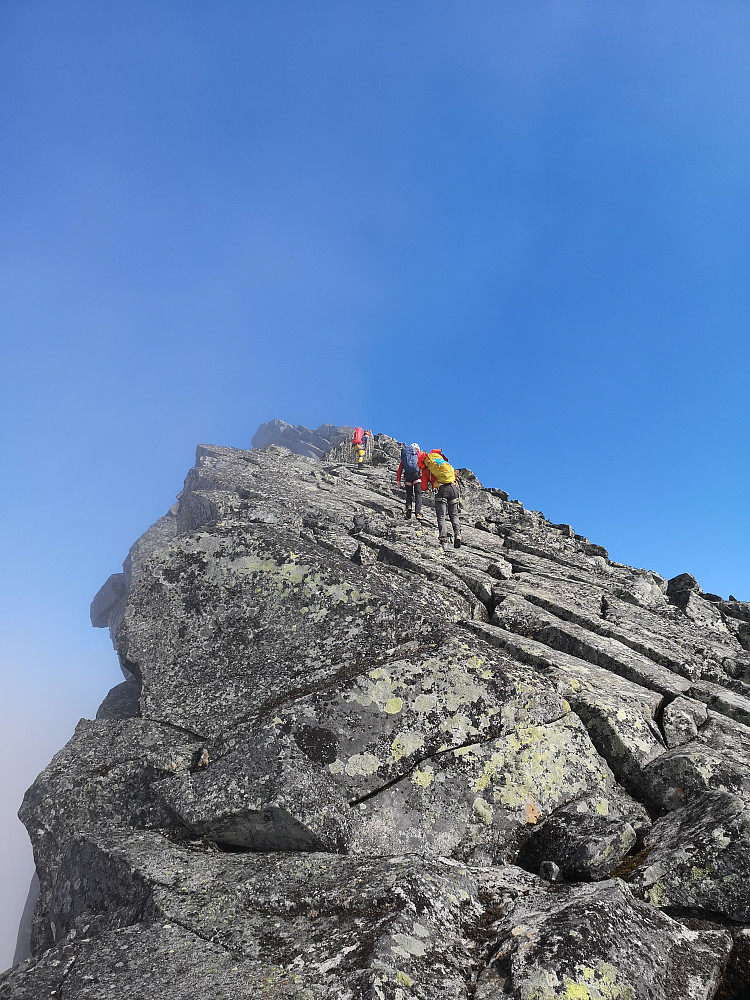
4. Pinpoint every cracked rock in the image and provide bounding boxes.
[7,426,750,998]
